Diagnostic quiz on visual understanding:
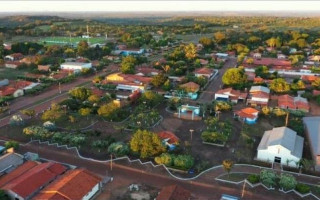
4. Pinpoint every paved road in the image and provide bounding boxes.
[0,67,118,127]
[198,57,237,103]
[9,141,315,200]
